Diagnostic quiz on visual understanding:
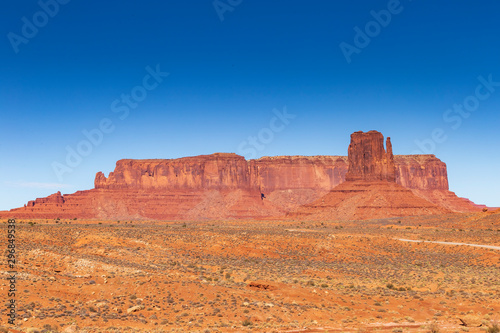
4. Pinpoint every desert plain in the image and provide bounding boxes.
[1,210,499,333]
